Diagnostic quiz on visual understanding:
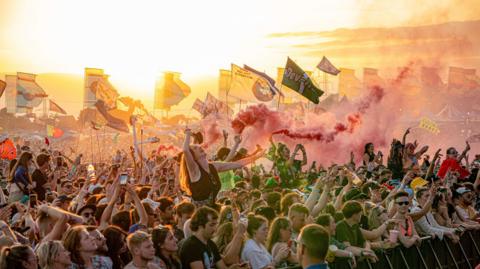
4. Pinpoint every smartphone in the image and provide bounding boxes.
[119,173,129,185]
[29,194,38,207]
